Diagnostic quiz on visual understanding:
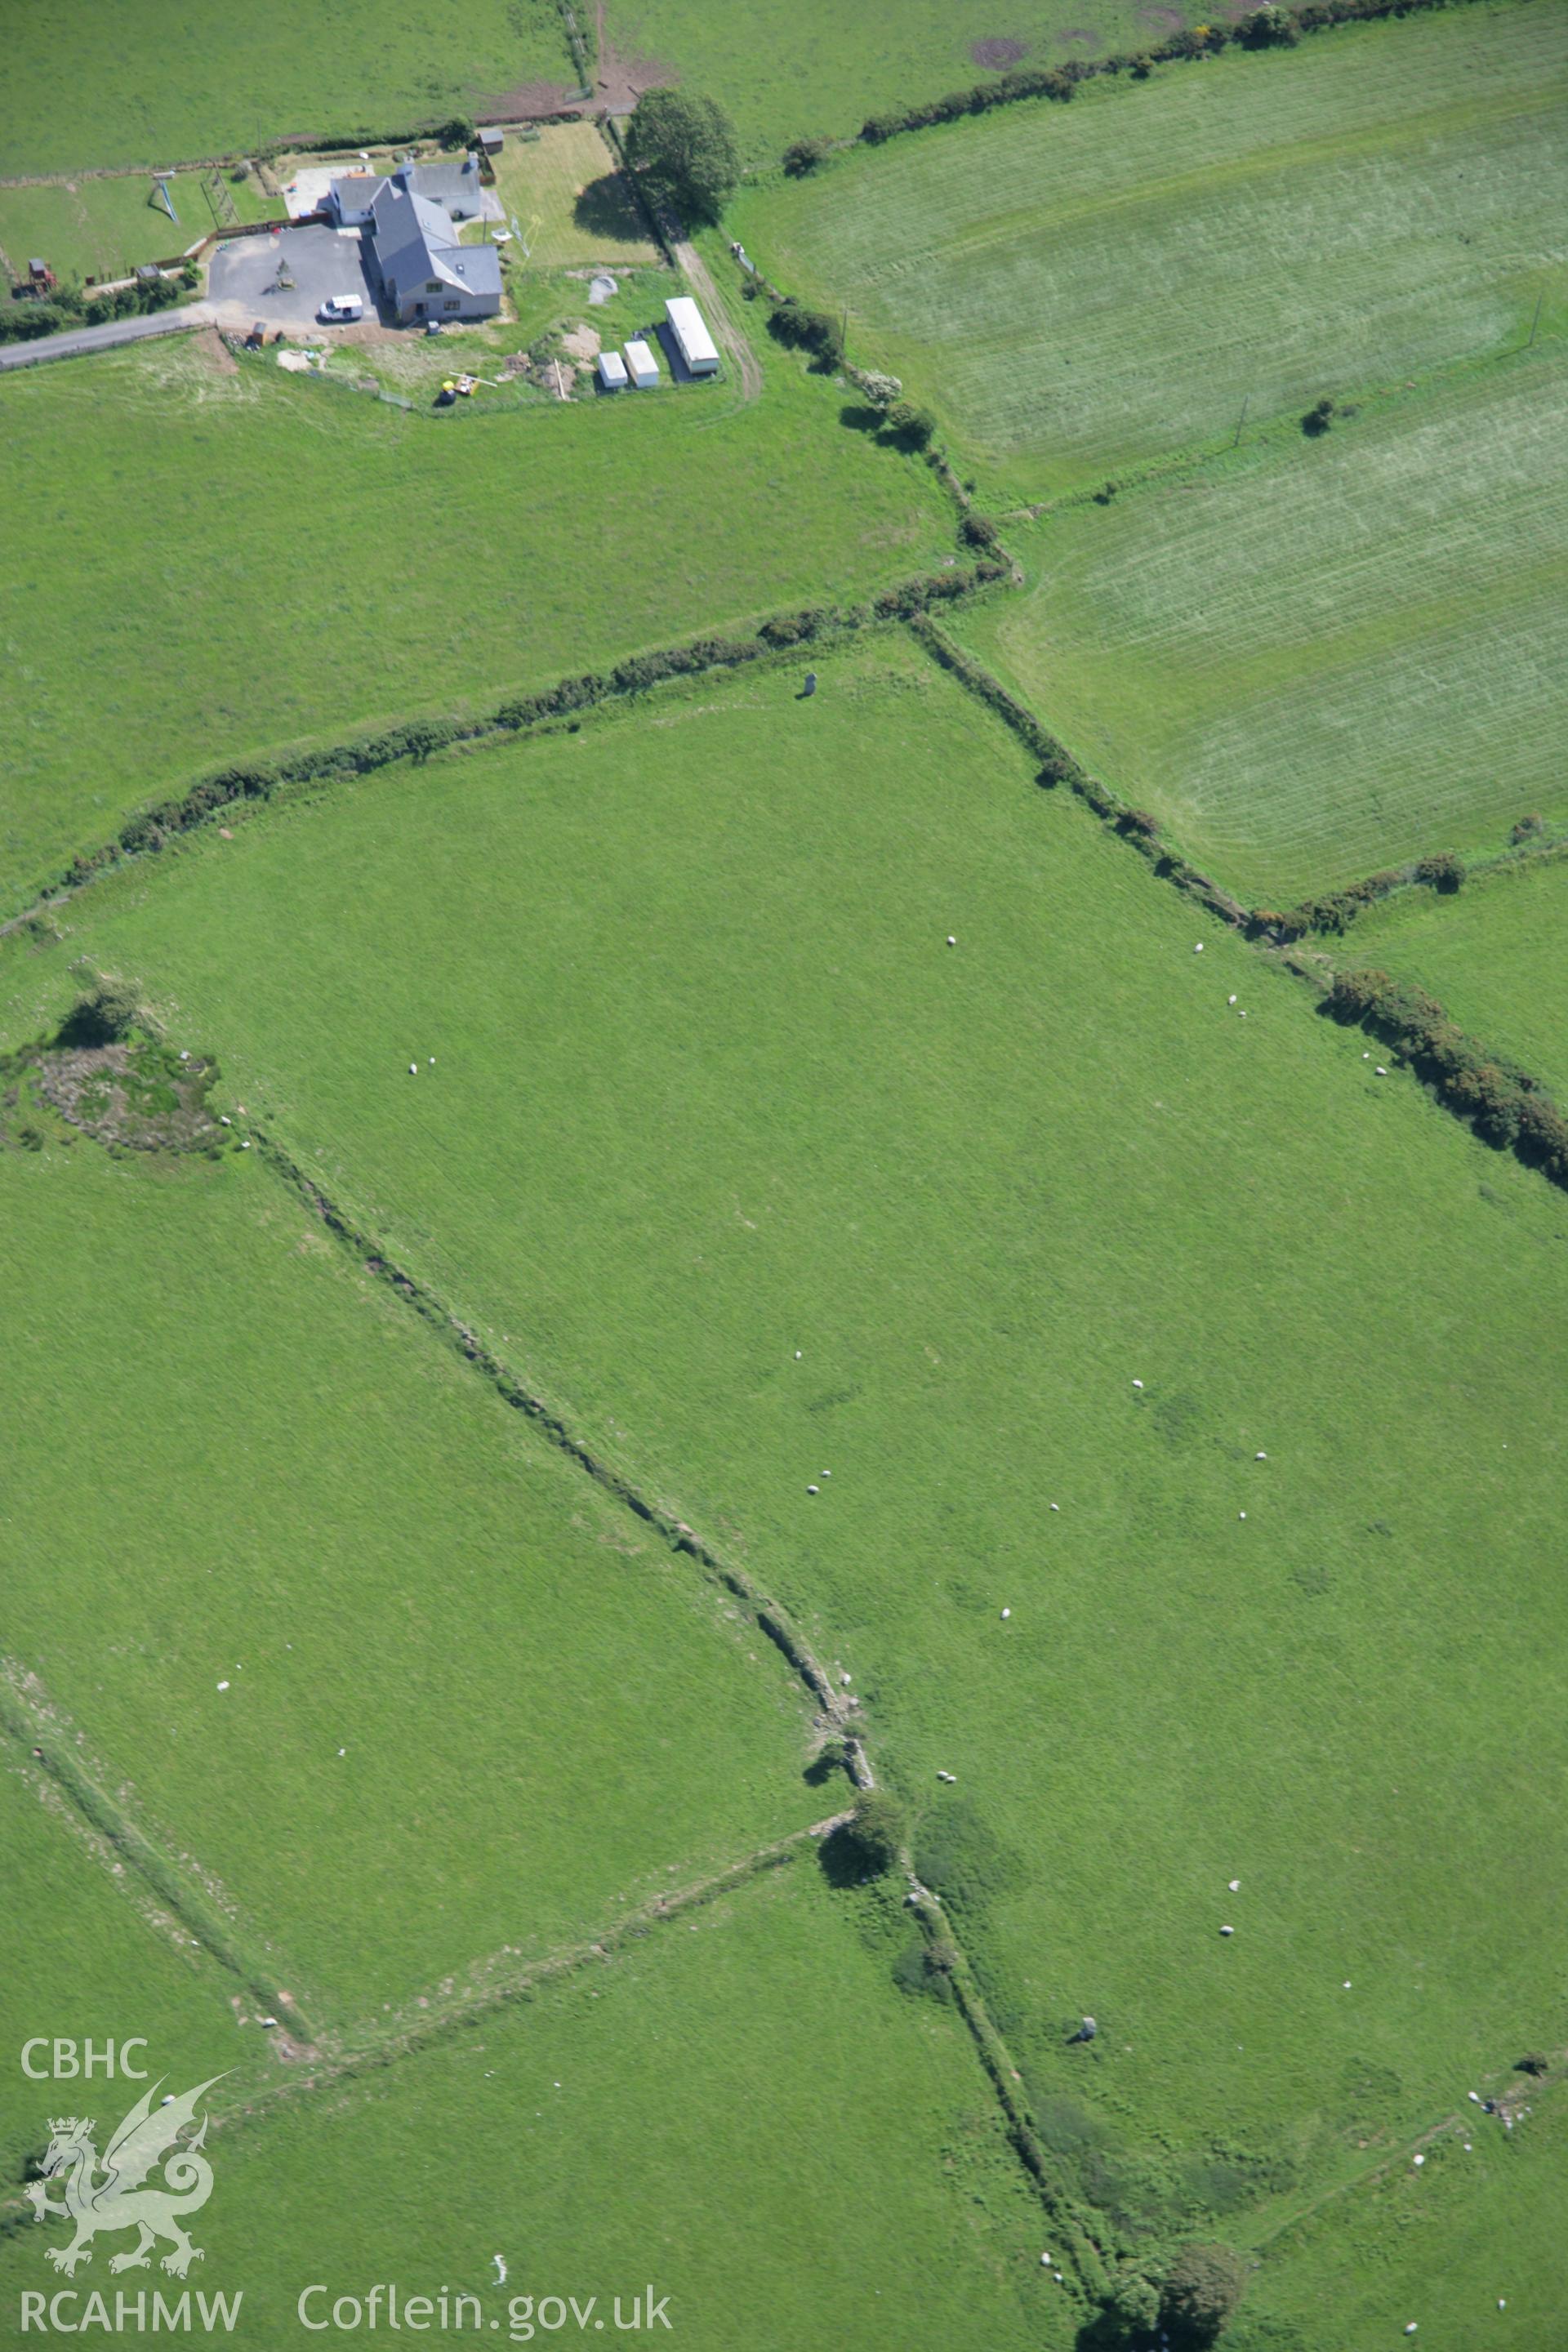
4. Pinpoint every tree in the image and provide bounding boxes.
[1414,850,1464,893]
[1160,2242,1247,2343]
[625,88,741,226]
[1302,396,1334,437]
